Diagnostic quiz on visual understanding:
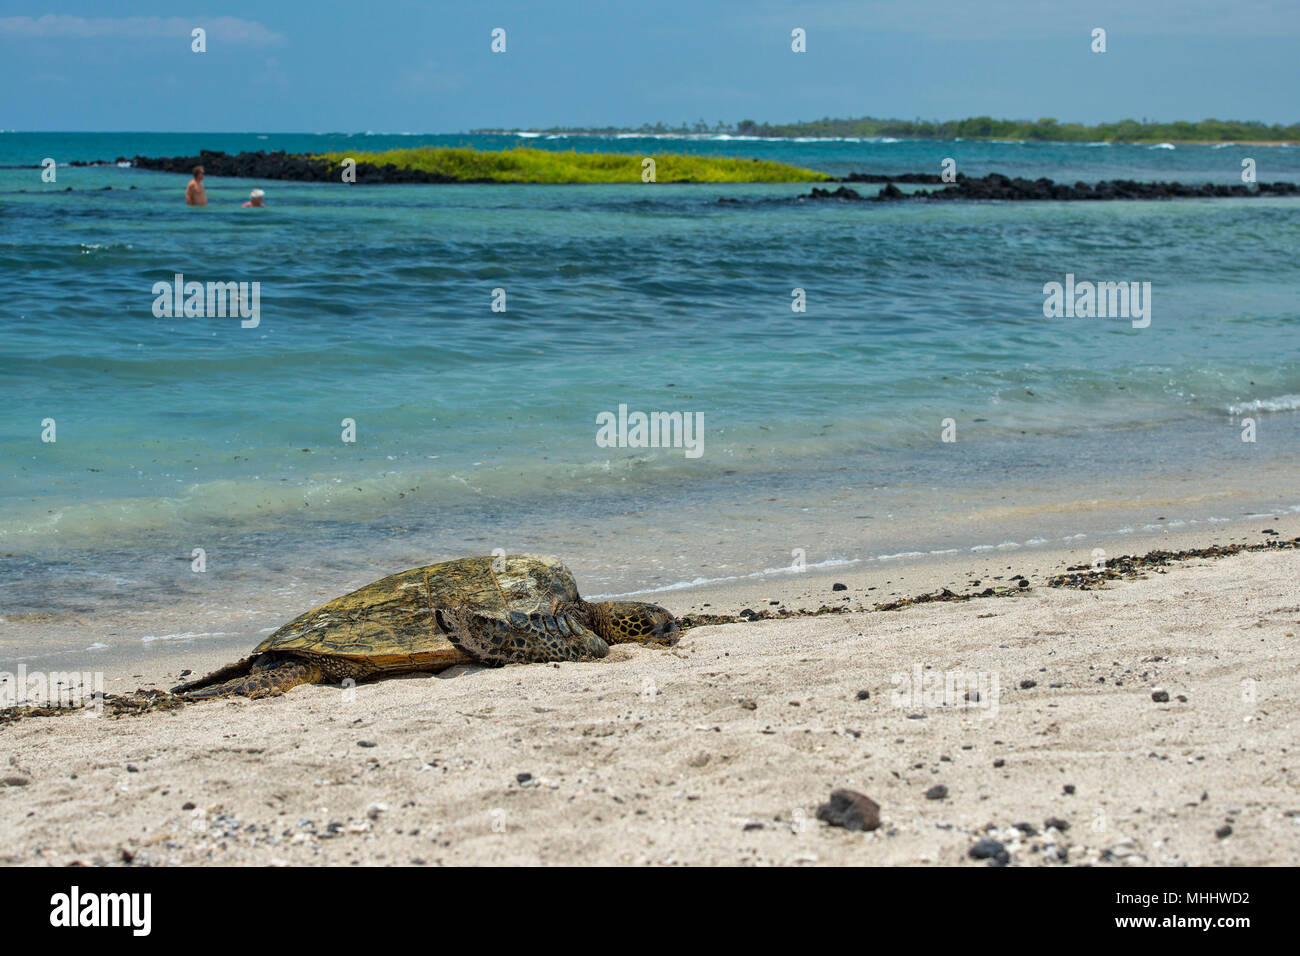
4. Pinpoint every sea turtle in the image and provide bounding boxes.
[172,554,679,699]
